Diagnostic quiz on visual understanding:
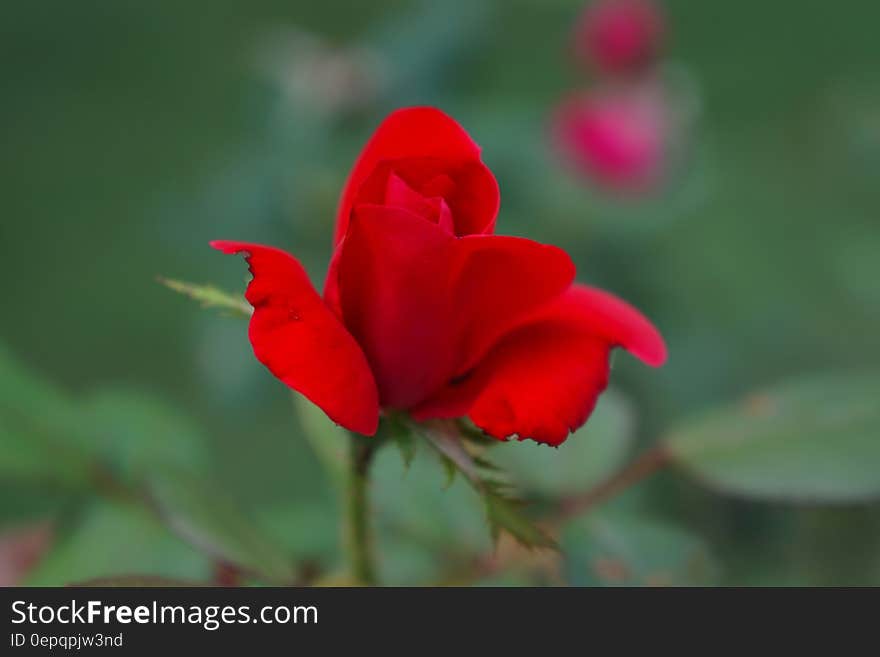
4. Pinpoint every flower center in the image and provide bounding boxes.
[384,172,455,234]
